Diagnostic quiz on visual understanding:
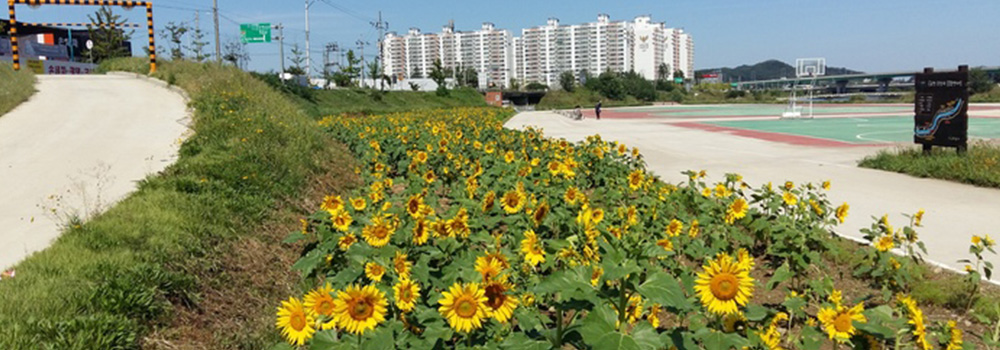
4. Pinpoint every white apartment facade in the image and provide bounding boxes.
[381,14,694,89]
[382,23,513,89]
